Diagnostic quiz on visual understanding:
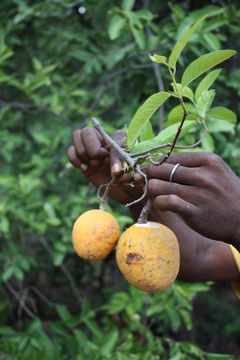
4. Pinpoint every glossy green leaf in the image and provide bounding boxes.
[108,15,126,40]
[149,53,167,64]
[195,69,222,102]
[131,121,196,153]
[168,16,206,69]
[207,106,237,123]
[127,91,171,148]
[196,89,215,117]
[181,50,237,87]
